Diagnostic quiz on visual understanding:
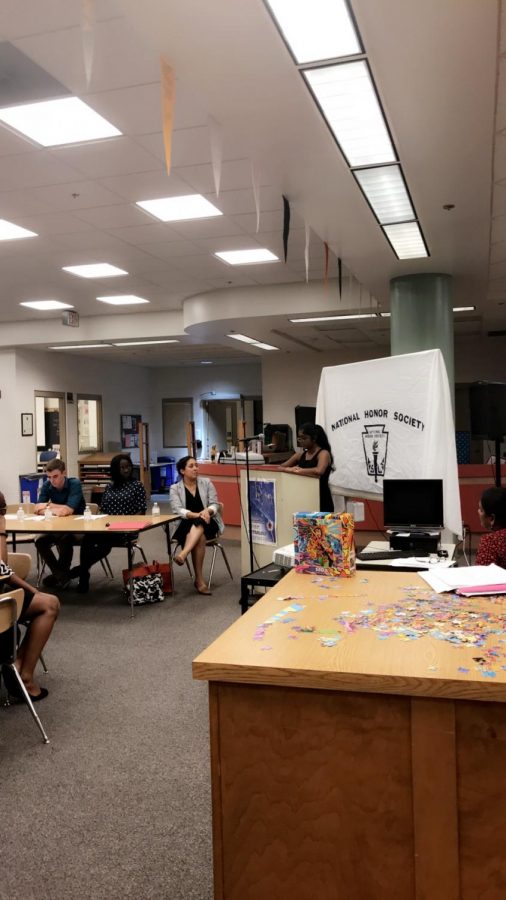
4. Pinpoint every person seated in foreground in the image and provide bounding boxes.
[169,456,224,596]
[476,487,506,568]
[278,422,334,512]
[34,458,85,587]
[0,491,59,702]
[71,454,147,593]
